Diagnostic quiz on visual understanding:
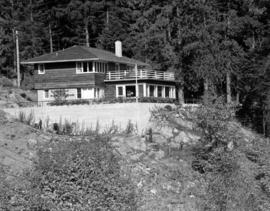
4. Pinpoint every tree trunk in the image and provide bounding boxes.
[203,78,209,104]
[178,86,184,105]
[85,22,90,47]
[236,92,240,105]
[49,23,53,53]
[252,30,256,49]
[106,9,109,25]
[30,0,33,22]
[226,71,232,104]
